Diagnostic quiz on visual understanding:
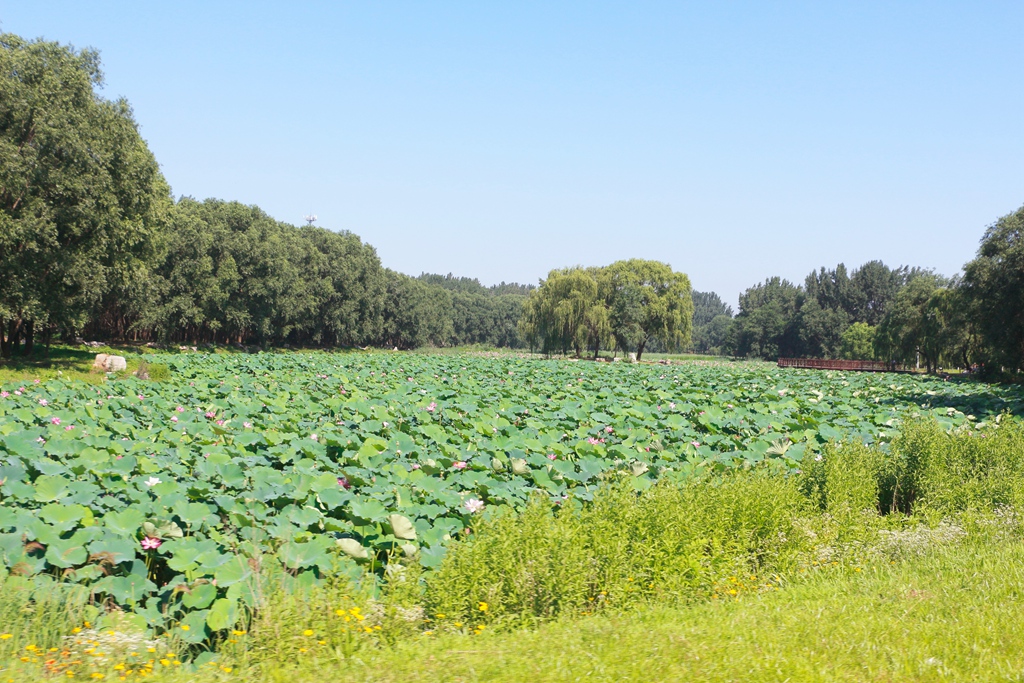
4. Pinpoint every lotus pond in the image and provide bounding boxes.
[1,352,1021,639]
